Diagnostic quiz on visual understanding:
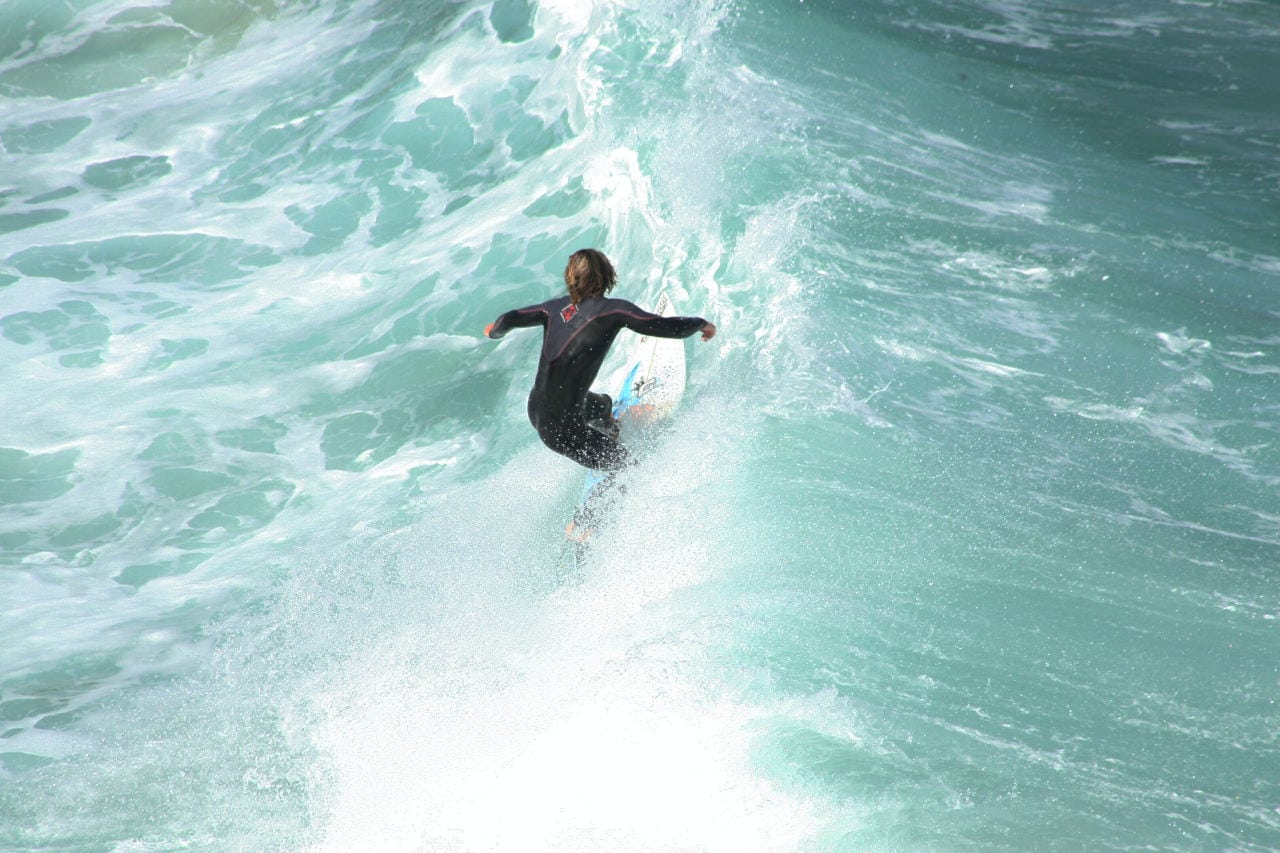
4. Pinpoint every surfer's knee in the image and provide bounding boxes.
[584,392,612,422]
